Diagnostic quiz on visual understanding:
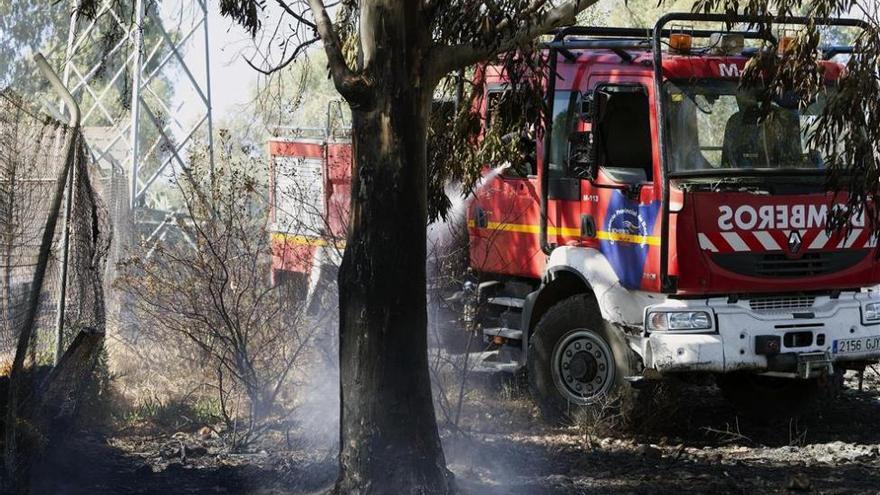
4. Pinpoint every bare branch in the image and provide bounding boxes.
[245,37,320,75]
[275,0,317,29]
